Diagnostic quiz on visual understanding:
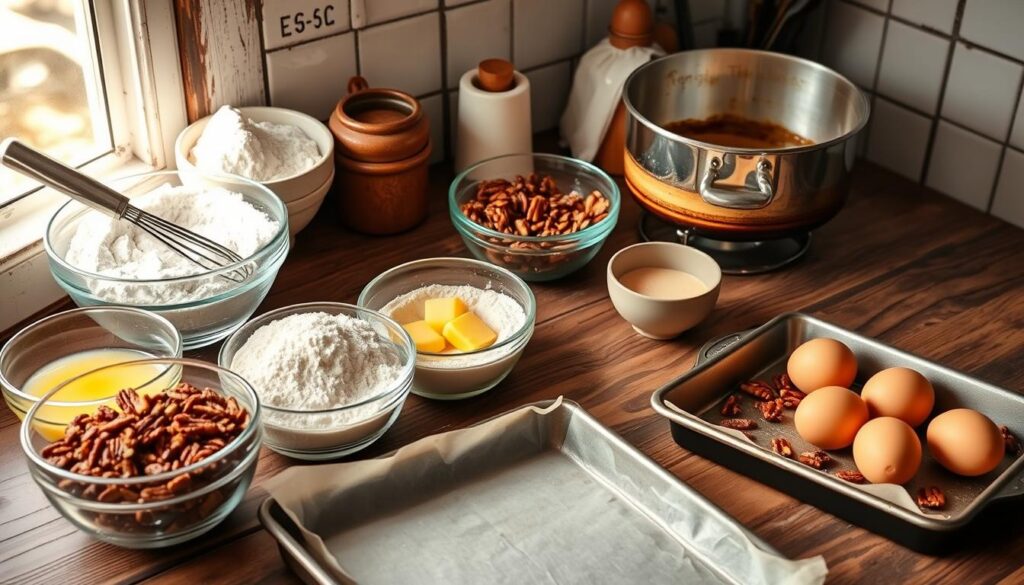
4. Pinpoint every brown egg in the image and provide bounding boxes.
[787,338,858,393]
[861,367,935,427]
[794,385,869,449]
[926,409,1004,476]
[852,417,922,484]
